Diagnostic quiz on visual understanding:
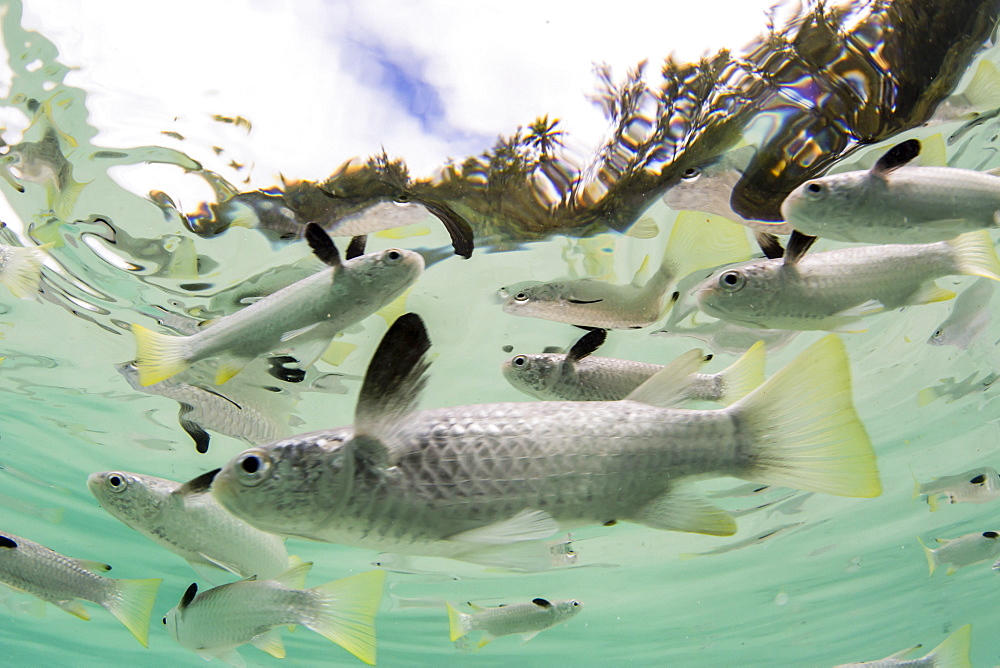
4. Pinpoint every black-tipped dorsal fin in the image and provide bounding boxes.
[305,222,342,267]
[353,313,432,464]
[180,583,198,610]
[567,329,606,362]
[532,598,552,608]
[0,535,17,548]
[754,231,784,259]
[177,468,220,496]
[782,230,817,266]
[871,139,920,177]
[345,235,368,260]
[417,197,474,259]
